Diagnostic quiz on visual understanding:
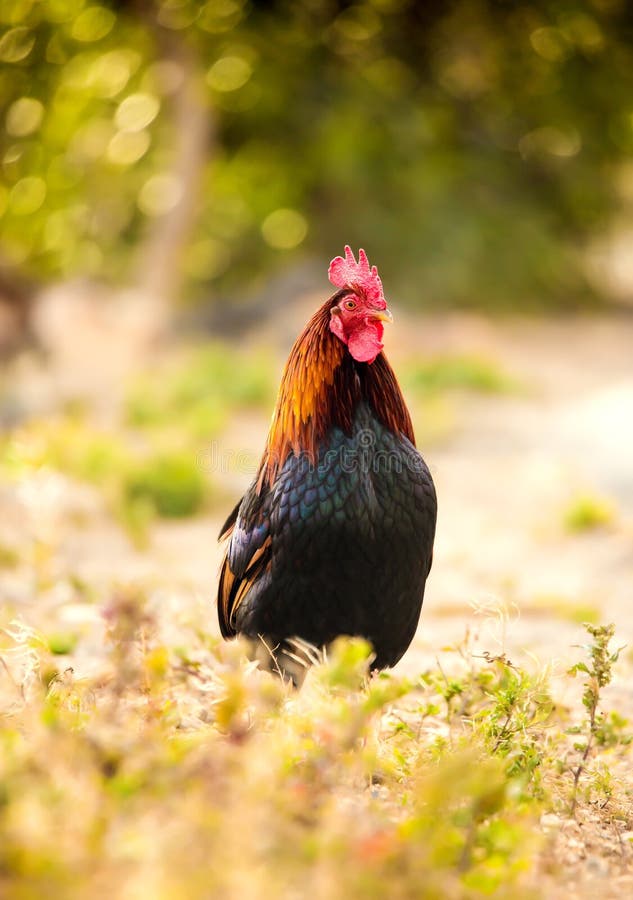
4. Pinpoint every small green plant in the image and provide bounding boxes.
[404,355,521,395]
[563,495,615,533]
[0,542,19,569]
[567,622,626,813]
[47,632,79,656]
[123,451,207,518]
